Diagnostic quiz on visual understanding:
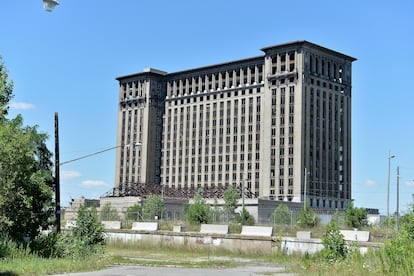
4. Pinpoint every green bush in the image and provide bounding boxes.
[271,204,291,225]
[379,197,414,274]
[125,204,142,221]
[184,189,211,224]
[296,206,320,228]
[142,194,164,220]
[234,208,255,225]
[344,201,367,229]
[30,232,64,258]
[0,233,29,259]
[100,203,120,221]
[320,221,347,262]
